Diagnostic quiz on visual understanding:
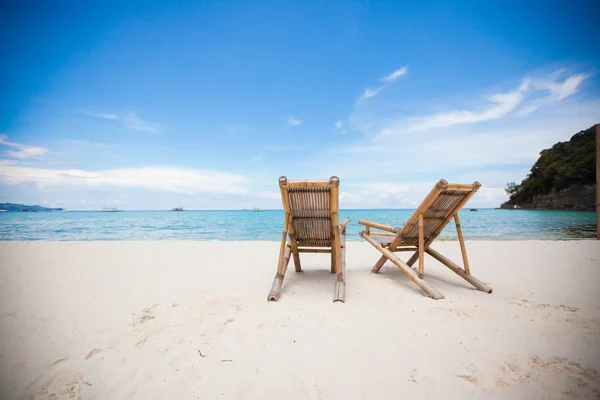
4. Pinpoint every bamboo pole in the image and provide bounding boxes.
[267,246,292,301]
[331,229,337,273]
[406,251,419,267]
[425,247,492,293]
[333,227,346,302]
[406,181,482,268]
[358,220,400,233]
[424,181,481,246]
[418,213,424,279]
[454,214,470,274]
[596,124,599,240]
[297,248,332,253]
[287,180,331,189]
[276,213,290,274]
[279,177,302,271]
[332,218,350,274]
[371,179,449,273]
[330,176,341,278]
[361,232,445,299]
[445,183,474,191]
